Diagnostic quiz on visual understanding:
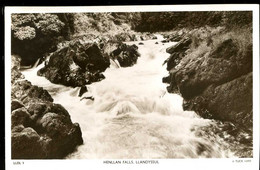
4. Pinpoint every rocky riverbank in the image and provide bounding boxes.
[11,55,83,159]
[37,38,142,88]
[163,27,252,131]
[10,13,158,158]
